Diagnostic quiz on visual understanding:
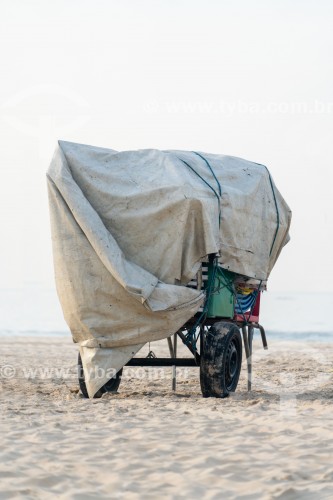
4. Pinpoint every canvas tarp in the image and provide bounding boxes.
[47,141,291,396]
